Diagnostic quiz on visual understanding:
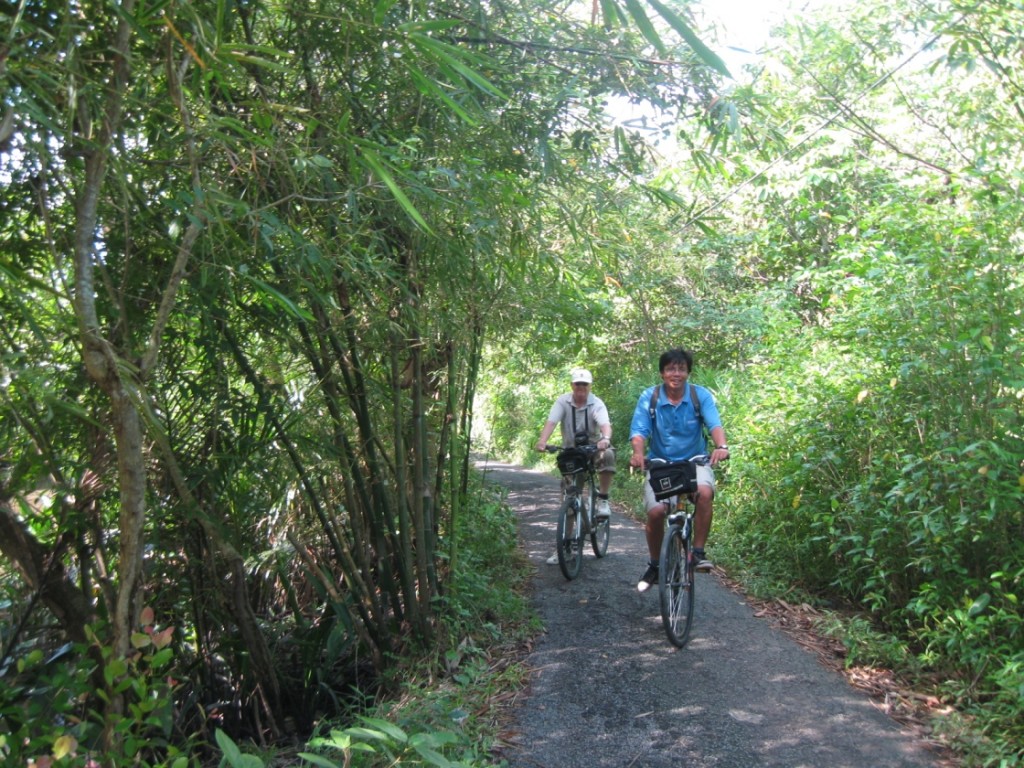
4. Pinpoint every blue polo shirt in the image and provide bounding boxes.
[629,384,721,461]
